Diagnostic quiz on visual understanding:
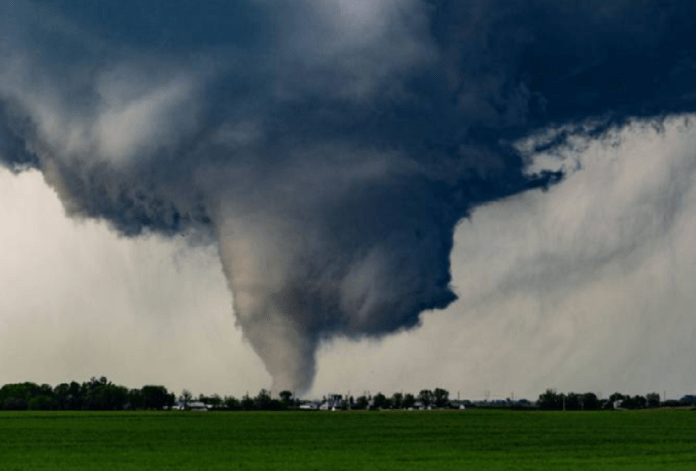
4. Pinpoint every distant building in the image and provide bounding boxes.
[187,401,209,411]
